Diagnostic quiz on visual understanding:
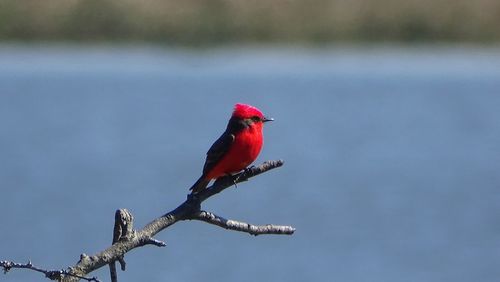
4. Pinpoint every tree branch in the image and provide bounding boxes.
[0,260,100,282]
[2,160,293,282]
[191,210,296,235]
